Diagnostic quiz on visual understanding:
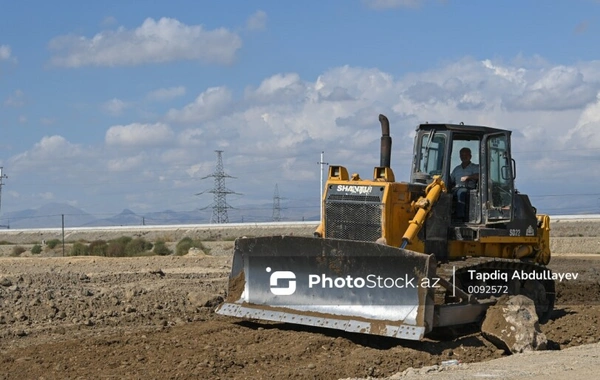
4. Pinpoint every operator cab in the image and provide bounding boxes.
[410,123,517,226]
